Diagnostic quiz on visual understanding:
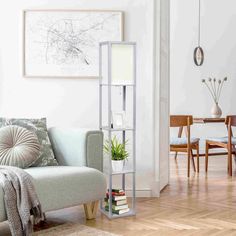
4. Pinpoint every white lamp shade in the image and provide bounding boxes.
[111,44,134,85]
